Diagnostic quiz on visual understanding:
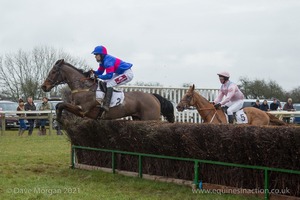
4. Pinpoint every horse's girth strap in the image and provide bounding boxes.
[71,89,90,94]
